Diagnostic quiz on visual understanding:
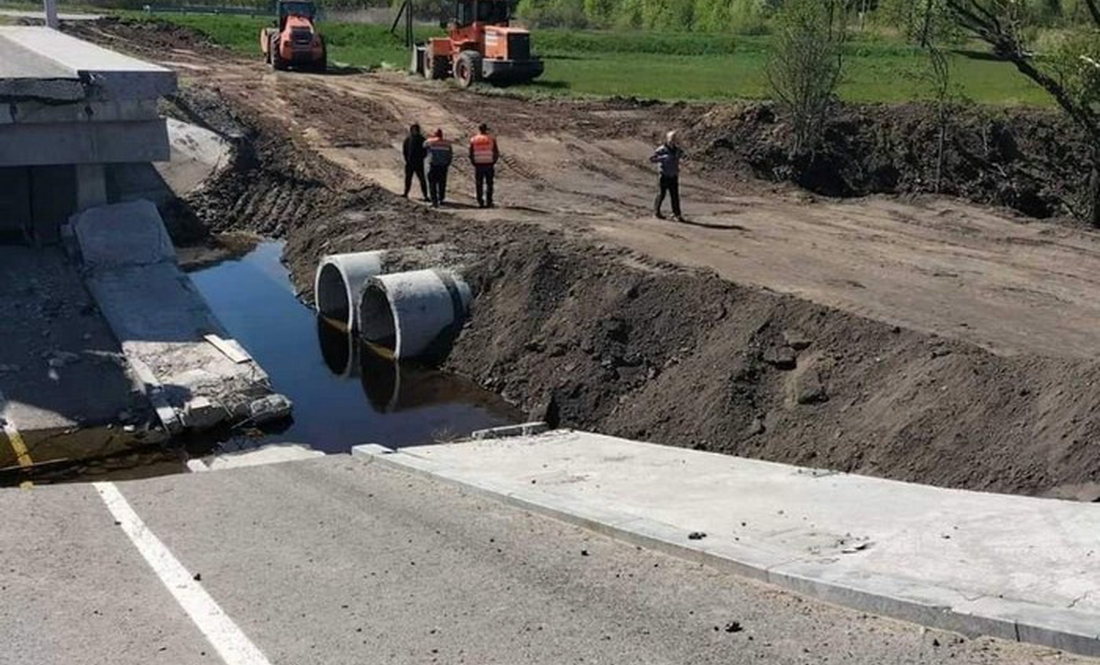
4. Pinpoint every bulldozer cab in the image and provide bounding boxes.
[276,0,317,29]
[453,0,508,27]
